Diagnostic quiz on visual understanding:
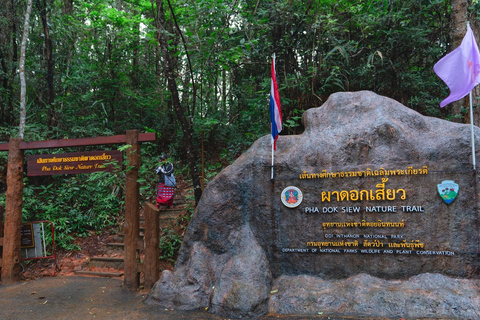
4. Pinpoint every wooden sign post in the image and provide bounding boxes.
[143,202,160,289]
[0,131,155,288]
[124,130,141,288]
